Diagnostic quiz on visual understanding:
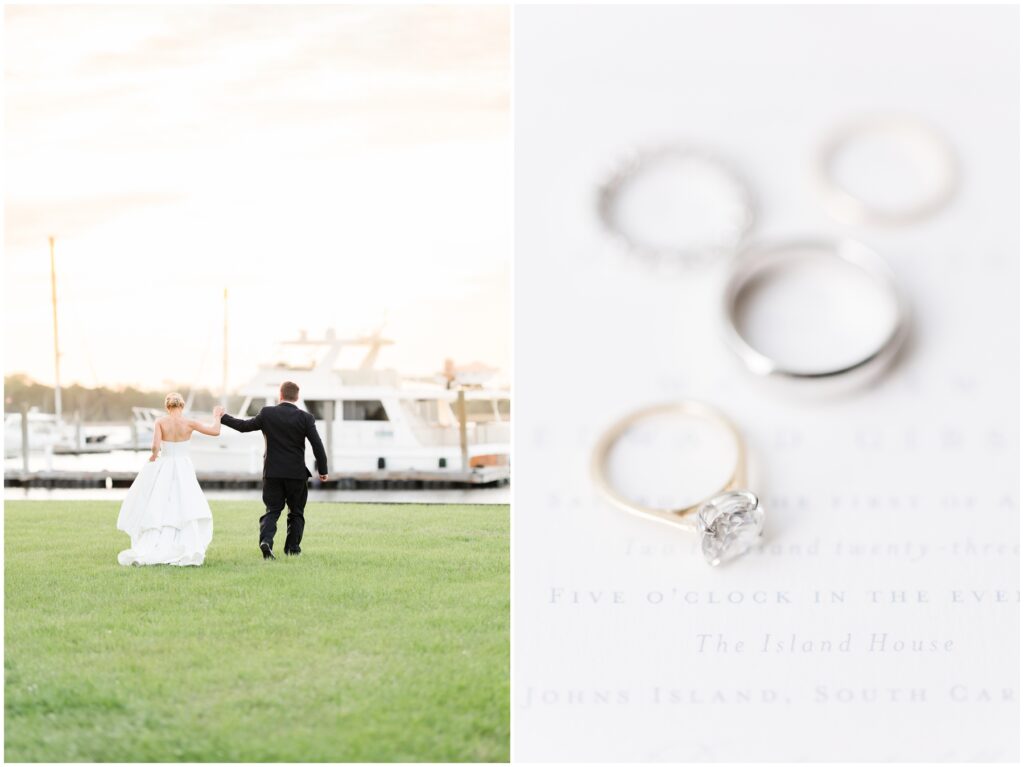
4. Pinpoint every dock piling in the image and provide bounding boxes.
[457,389,468,472]
[20,403,29,473]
